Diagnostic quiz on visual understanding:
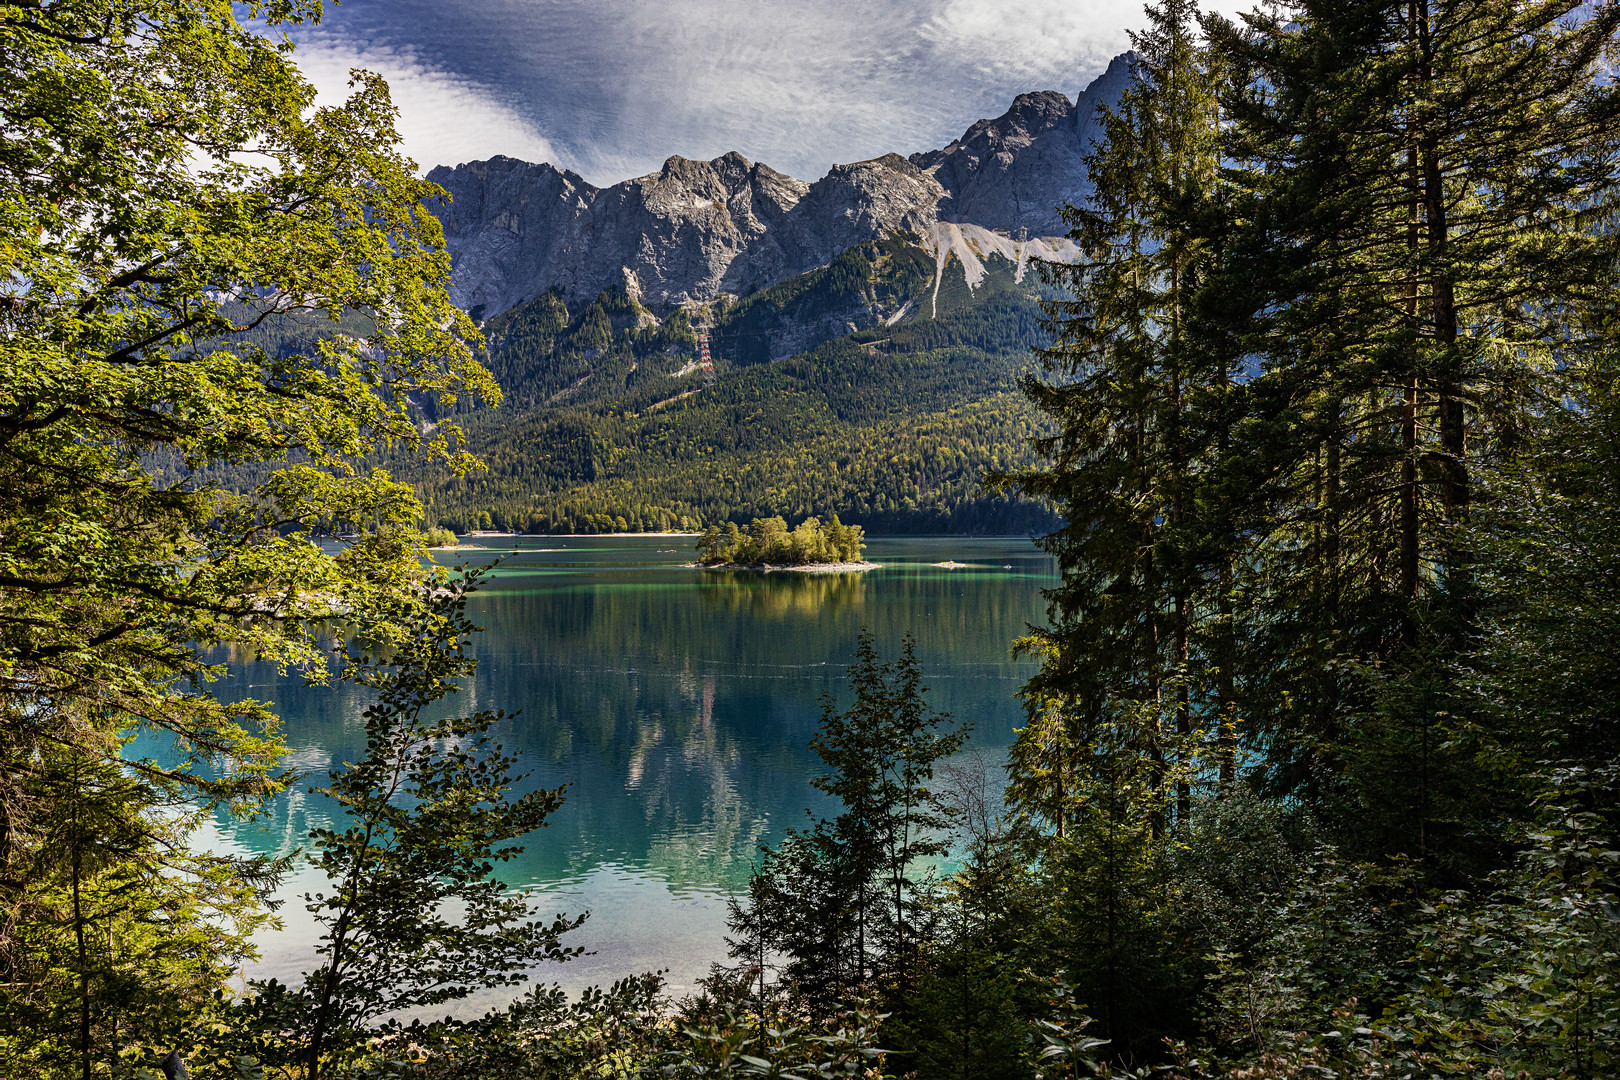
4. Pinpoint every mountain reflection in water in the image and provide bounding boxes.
[210,535,1053,997]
